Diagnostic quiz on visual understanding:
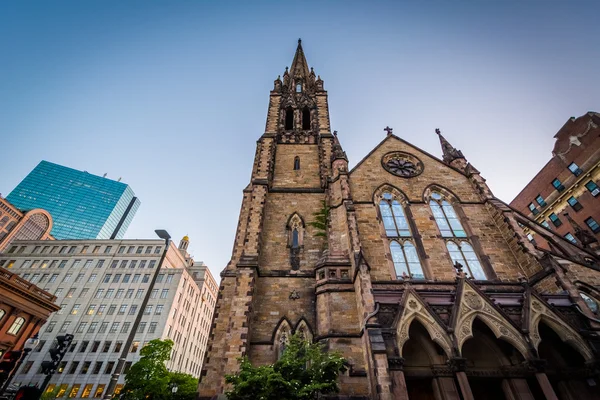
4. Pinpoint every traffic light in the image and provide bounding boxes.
[41,334,74,375]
